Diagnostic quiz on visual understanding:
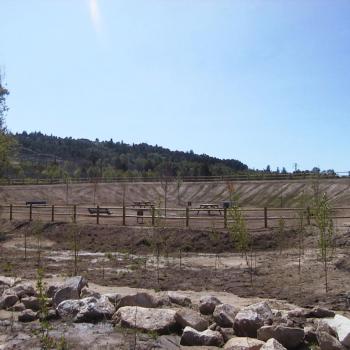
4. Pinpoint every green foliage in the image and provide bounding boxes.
[227,183,250,259]
[312,193,335,292]
[0,73,16,177]
[313,193,335,258]
[12,131,248,179]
